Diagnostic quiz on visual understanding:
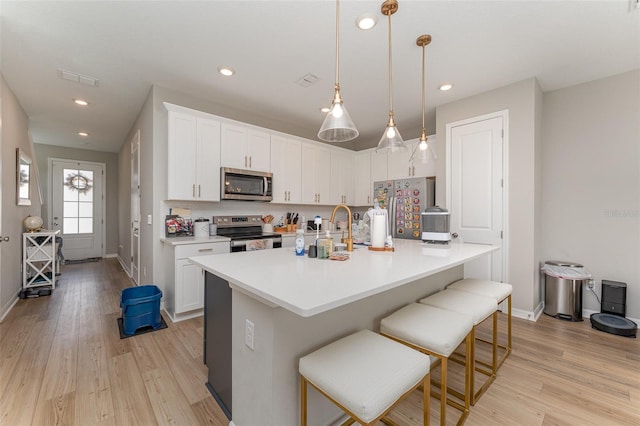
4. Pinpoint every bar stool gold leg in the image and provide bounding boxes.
[301,376,308,426]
